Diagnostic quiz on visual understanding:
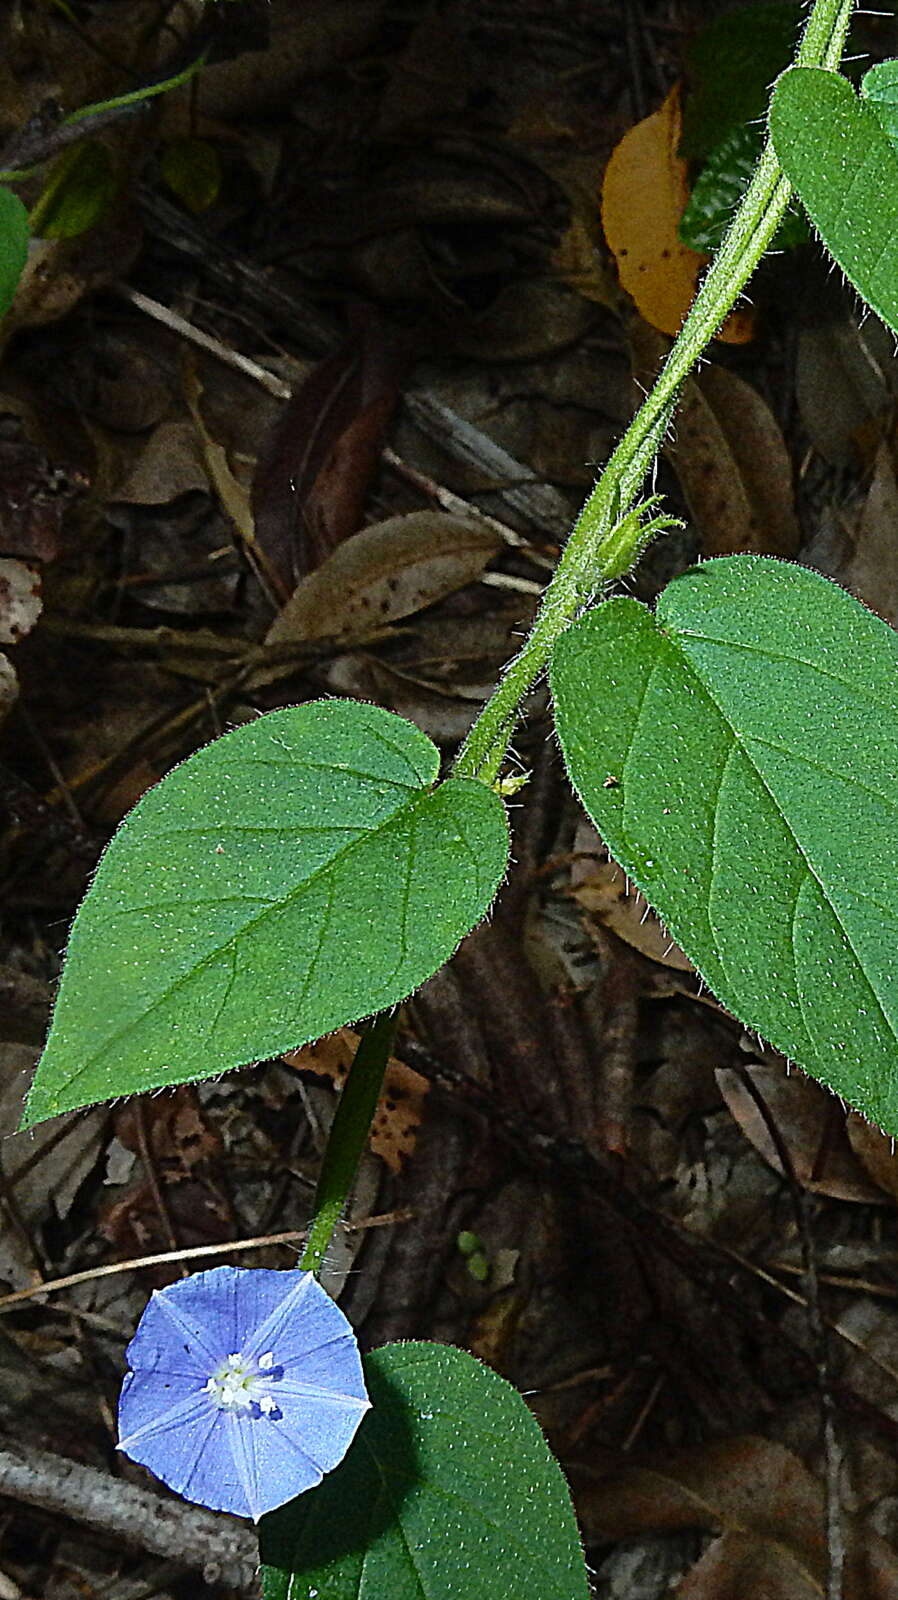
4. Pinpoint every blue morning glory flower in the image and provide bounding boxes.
[117,1266,370,1521]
